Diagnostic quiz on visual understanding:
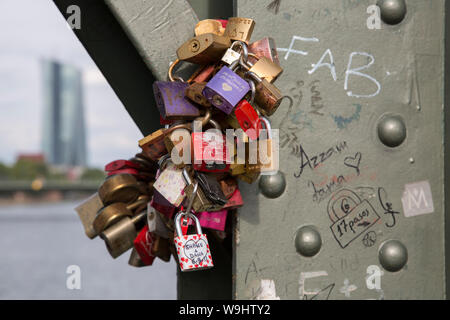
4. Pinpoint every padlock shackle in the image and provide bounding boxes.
[126,195,150,211]
[230,40,249,62]
[244,70,262,84]
[168,59,186,82]
[174,211,203,237]
[259,116,272,140]
[245,78,256,105]
[157,154,171,170]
